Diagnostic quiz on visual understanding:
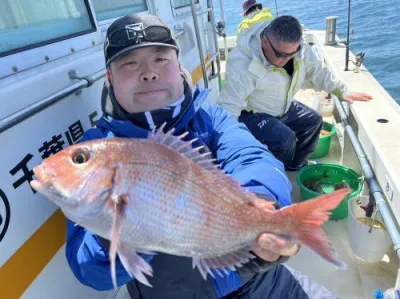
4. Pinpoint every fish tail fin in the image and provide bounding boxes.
[275,188,352,268]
